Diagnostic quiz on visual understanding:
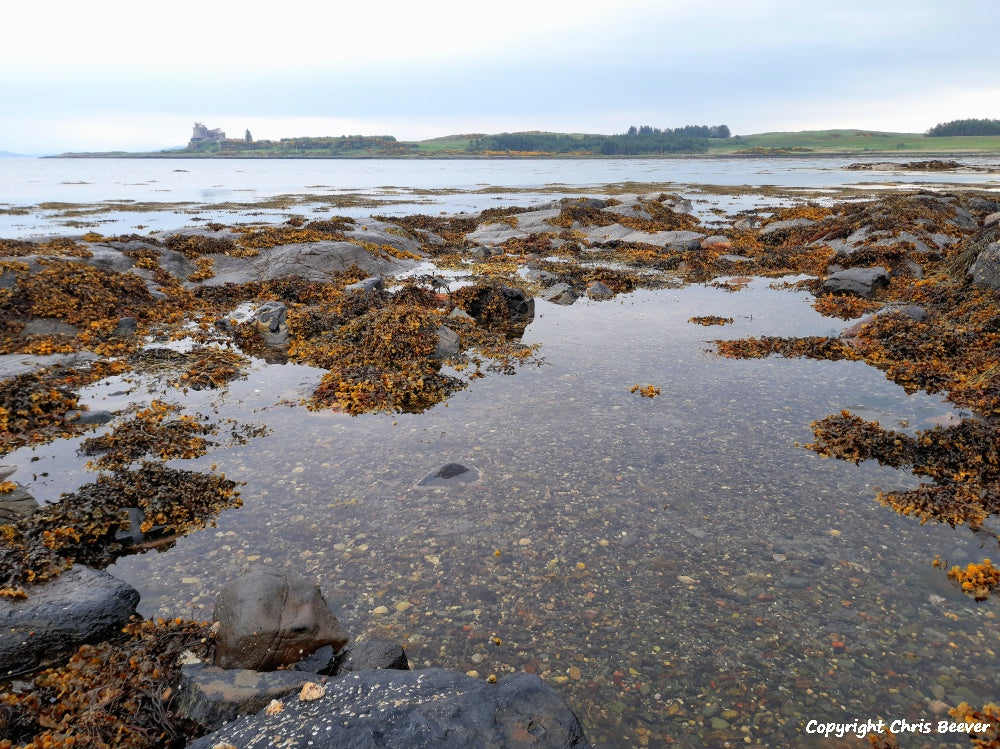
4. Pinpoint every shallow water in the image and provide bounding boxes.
[10,278,996,747]
[2,155,999,237]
